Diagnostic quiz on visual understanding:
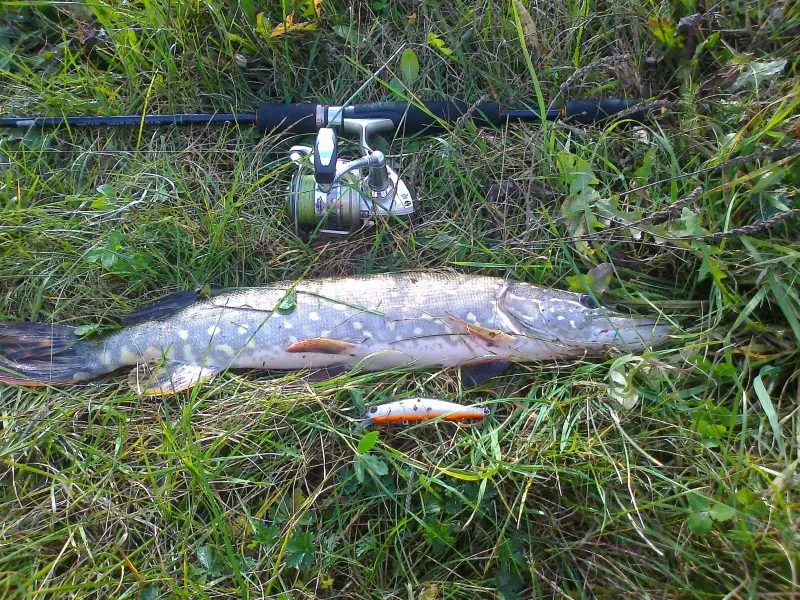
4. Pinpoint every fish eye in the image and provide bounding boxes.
[579,294,601,309]
[369,406,377,413]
